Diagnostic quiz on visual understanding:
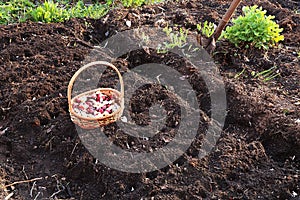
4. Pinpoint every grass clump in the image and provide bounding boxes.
[223,5,284,49]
